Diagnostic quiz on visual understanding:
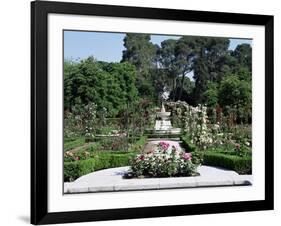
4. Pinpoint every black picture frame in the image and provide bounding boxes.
[31,0,274,224]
